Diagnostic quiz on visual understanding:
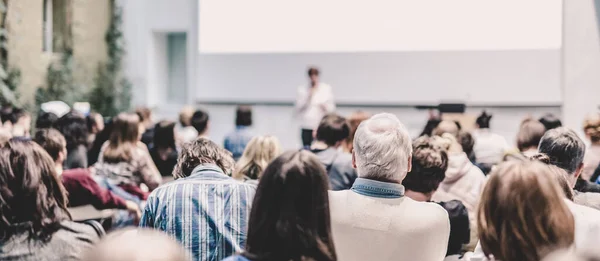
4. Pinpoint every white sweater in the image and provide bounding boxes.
[329,190,450,261]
